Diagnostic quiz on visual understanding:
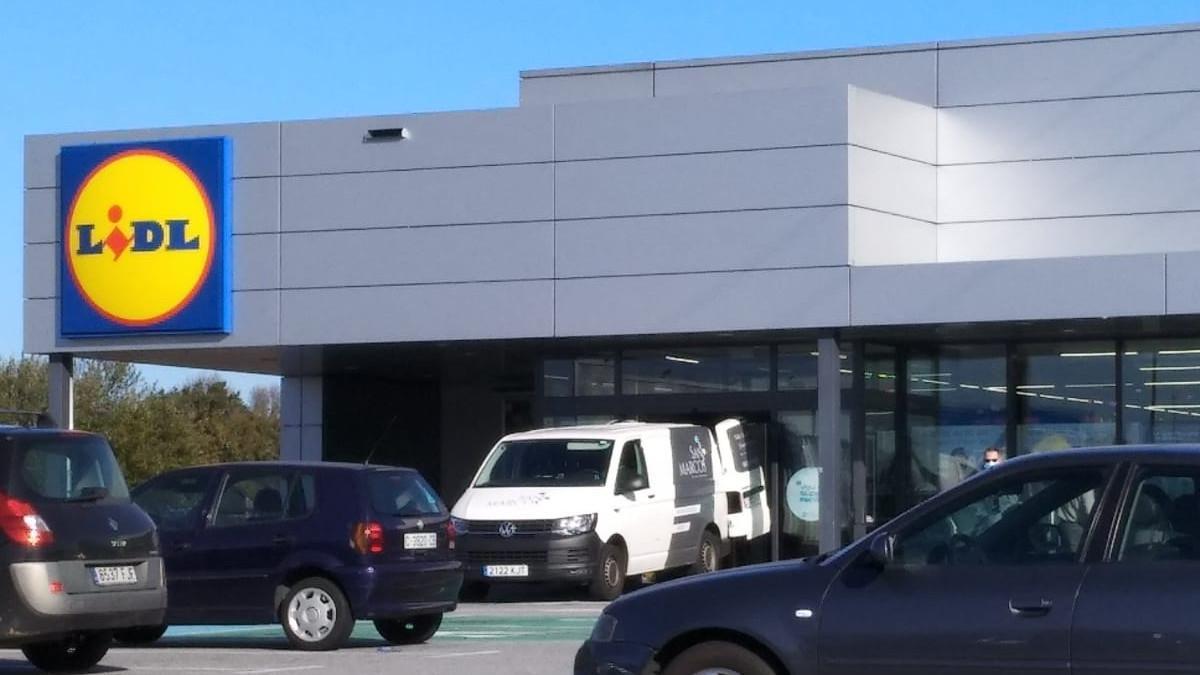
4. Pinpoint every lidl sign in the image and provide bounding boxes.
[59,138,231,337]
